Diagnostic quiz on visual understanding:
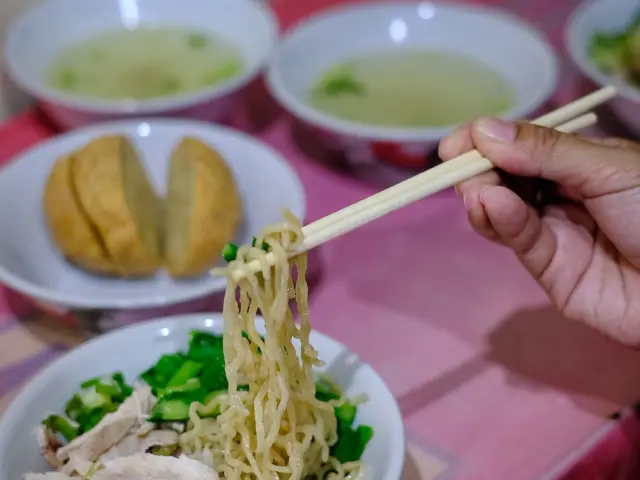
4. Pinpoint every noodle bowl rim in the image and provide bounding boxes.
[0,313,405,480]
